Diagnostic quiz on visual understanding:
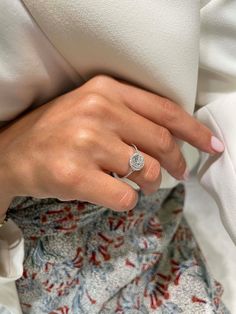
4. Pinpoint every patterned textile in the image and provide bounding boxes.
[8,184,229,314]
